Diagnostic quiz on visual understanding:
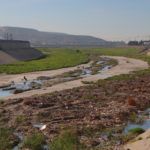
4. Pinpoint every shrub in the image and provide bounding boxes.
[0,100,4,104]
[51,129,85,150]
[81,81,94,84]
[15,115,26,123]
[129,128,145,135]
[23,133,46,150]
[0,128,13,150]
